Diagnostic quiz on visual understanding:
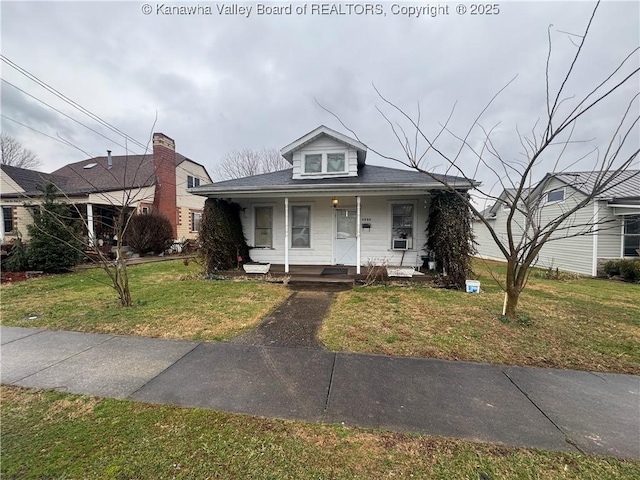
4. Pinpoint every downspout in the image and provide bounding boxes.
[356,195,361,274]
[284,197,289,273]
[591,200,599,277]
